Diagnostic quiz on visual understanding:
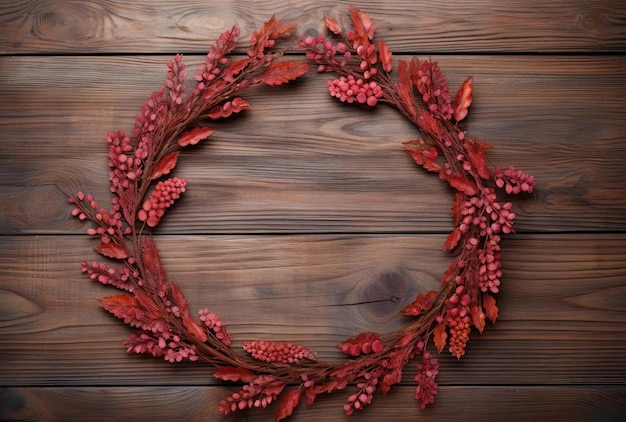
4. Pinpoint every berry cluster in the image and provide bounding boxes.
[414,351,439,409]
[440,284,472,359]
[198,308,231,346]
[328,75,383,106]
[413,59,453,120]
[138,177,187,227]
[124,331,199,363]
[242,340,316,364]
[495,165,535,195]
[343,369,381,415]
[337,332,384,356]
